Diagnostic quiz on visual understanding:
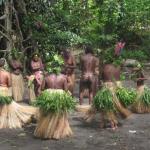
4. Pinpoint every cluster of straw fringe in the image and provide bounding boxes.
[34,111,73,139]
[84,81,131,123]
[0,101,36,129]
